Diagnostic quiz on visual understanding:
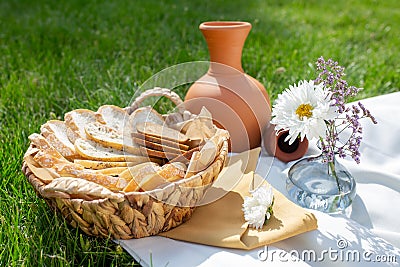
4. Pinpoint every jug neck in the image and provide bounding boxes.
[200,21,251,74]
